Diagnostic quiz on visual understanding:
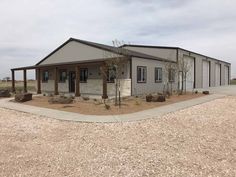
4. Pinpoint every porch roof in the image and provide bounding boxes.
[11,58,106,71]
